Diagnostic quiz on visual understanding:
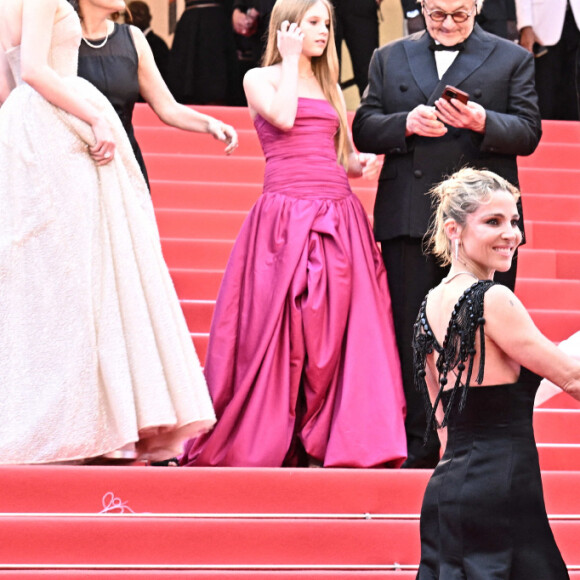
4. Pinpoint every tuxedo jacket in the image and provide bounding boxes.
[515,0,580,46]
[352,24,541,242]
